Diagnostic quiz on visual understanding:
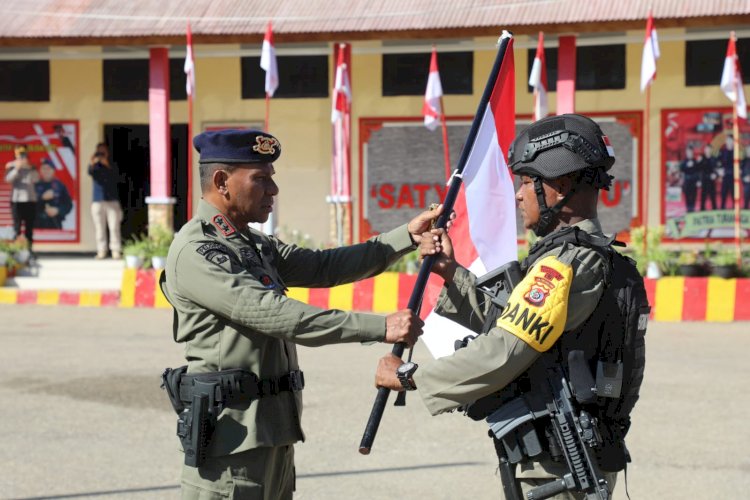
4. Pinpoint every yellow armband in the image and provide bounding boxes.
[496,255,573,352]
